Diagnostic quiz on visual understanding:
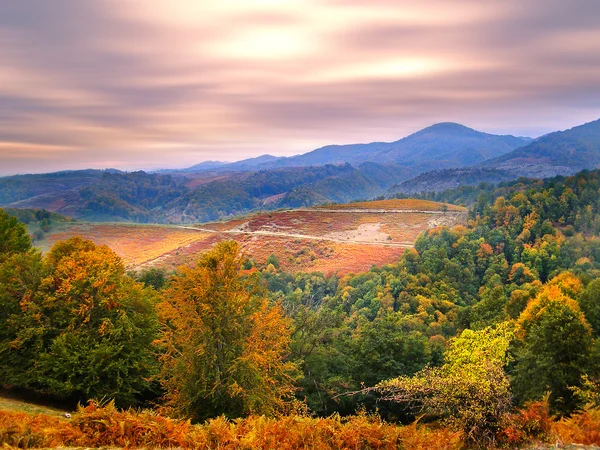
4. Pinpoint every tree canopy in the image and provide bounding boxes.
[156,241,297,421]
